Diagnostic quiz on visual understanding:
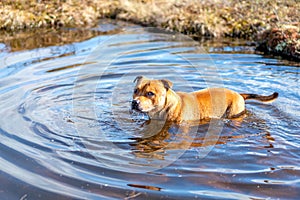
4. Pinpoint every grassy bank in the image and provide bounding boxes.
[1,0,299,60]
